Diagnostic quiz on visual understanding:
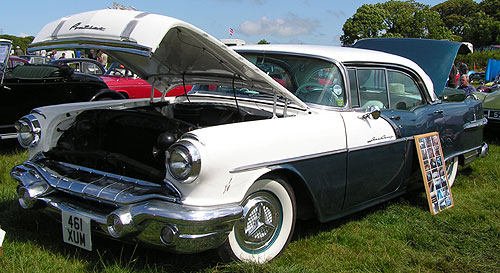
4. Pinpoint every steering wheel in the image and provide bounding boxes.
[295,83,338,105]
[111,69,124,76]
